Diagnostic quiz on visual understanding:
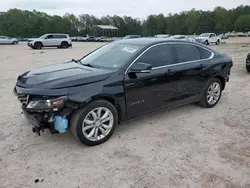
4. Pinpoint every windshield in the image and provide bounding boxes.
[80,43,142,69]
[199,33,210,37]
[39,34,48,39]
